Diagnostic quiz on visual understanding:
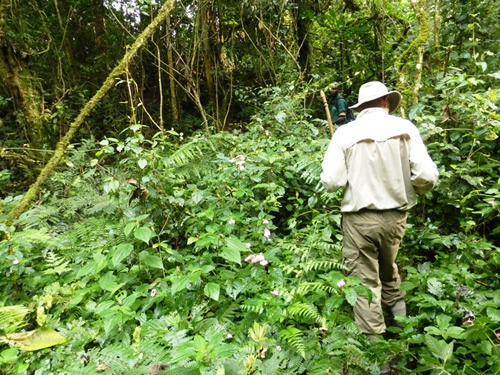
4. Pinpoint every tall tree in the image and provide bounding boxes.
[6,0,176,221]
